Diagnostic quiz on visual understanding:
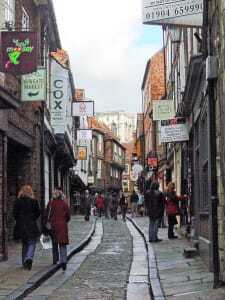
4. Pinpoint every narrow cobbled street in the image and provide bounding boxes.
[26,218,133,300]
